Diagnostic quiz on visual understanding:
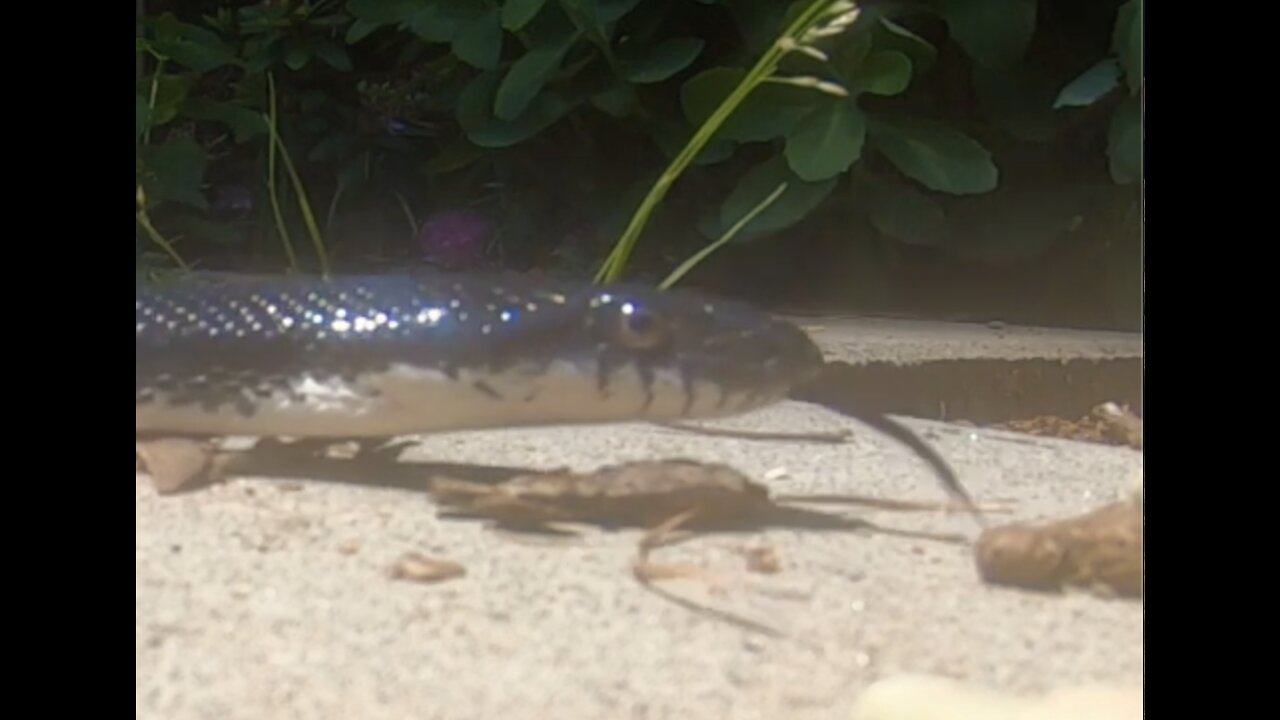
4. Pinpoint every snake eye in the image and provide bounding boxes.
[615,301,668,350]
